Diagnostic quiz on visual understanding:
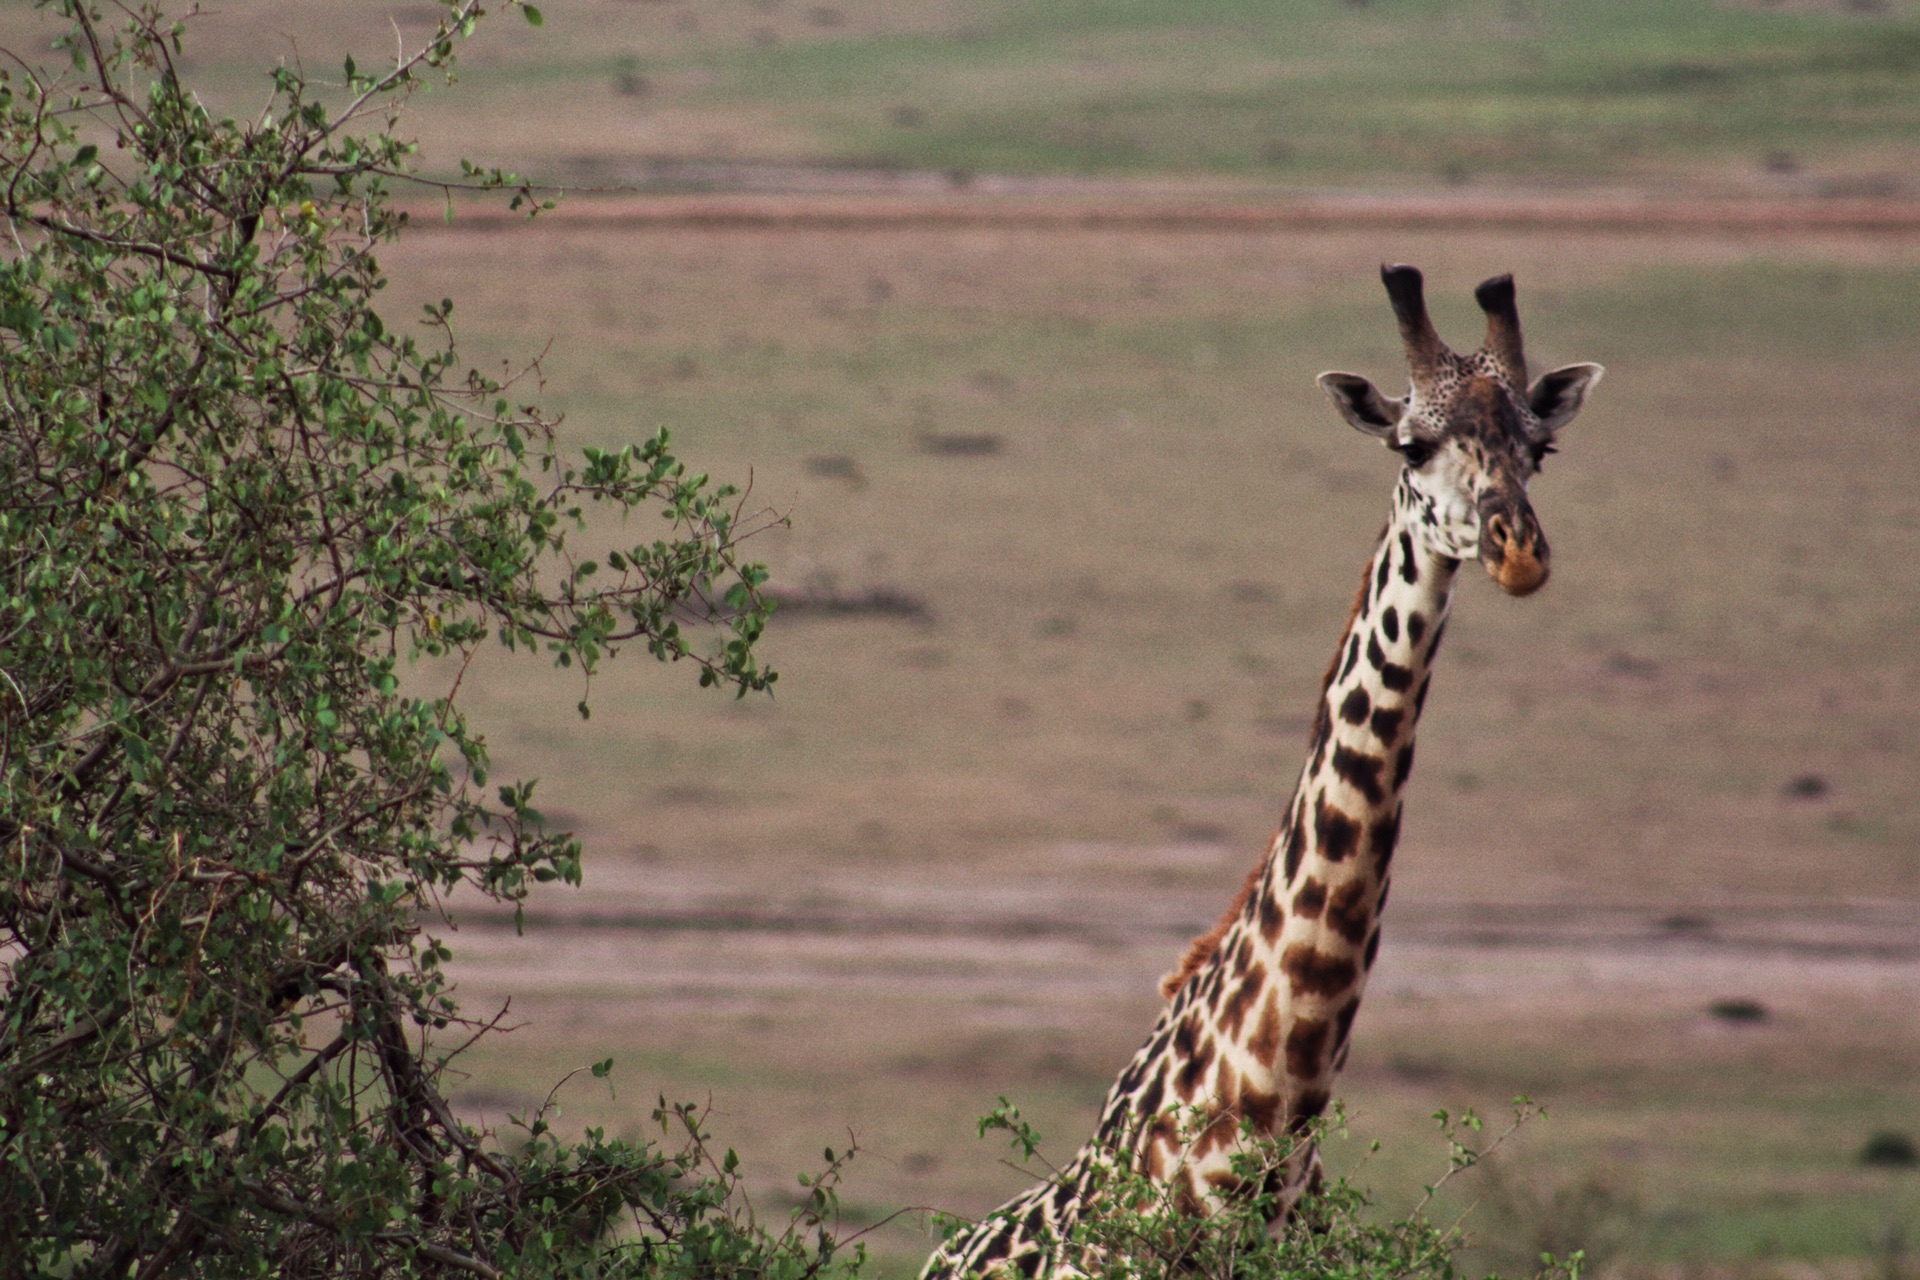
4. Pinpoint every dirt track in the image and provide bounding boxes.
[444,861,1920,1015]
[414,191,1920,235]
